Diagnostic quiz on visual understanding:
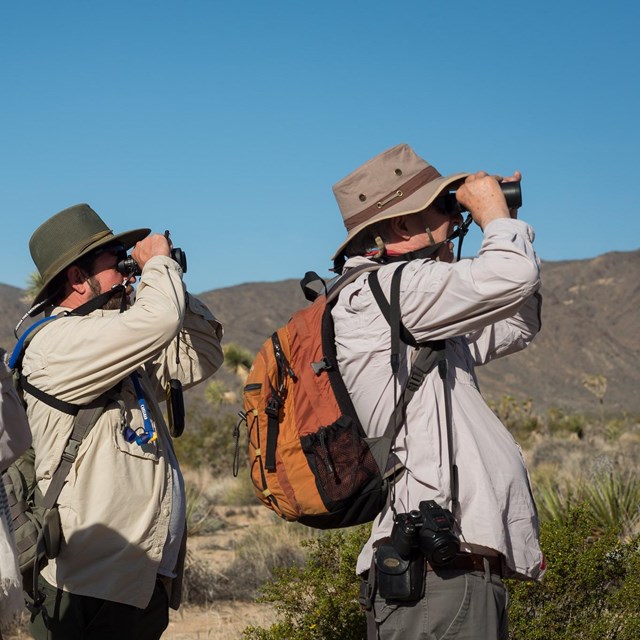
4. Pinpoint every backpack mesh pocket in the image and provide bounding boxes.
[300,415,380,508]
